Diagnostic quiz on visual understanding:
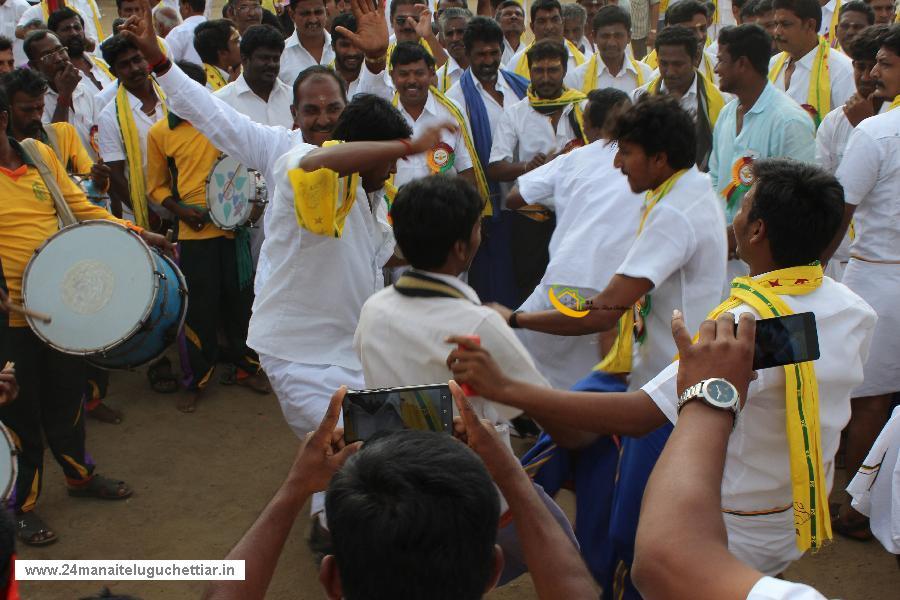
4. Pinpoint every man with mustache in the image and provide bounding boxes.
[495,0,525,66]
[509,0,587,78]
[743,0,781,54]
[866,0,896,24]
[330,12,363,96]
[768,0,854,127]
[224,0,264,36]
[435,7,472,92]
[164,0,206,65]
[47,8,114,93]
[644,0,719,84]
[834,1,876,51]
[16,0,105,52]
[386,0,447,67]
[279,0,335,85]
